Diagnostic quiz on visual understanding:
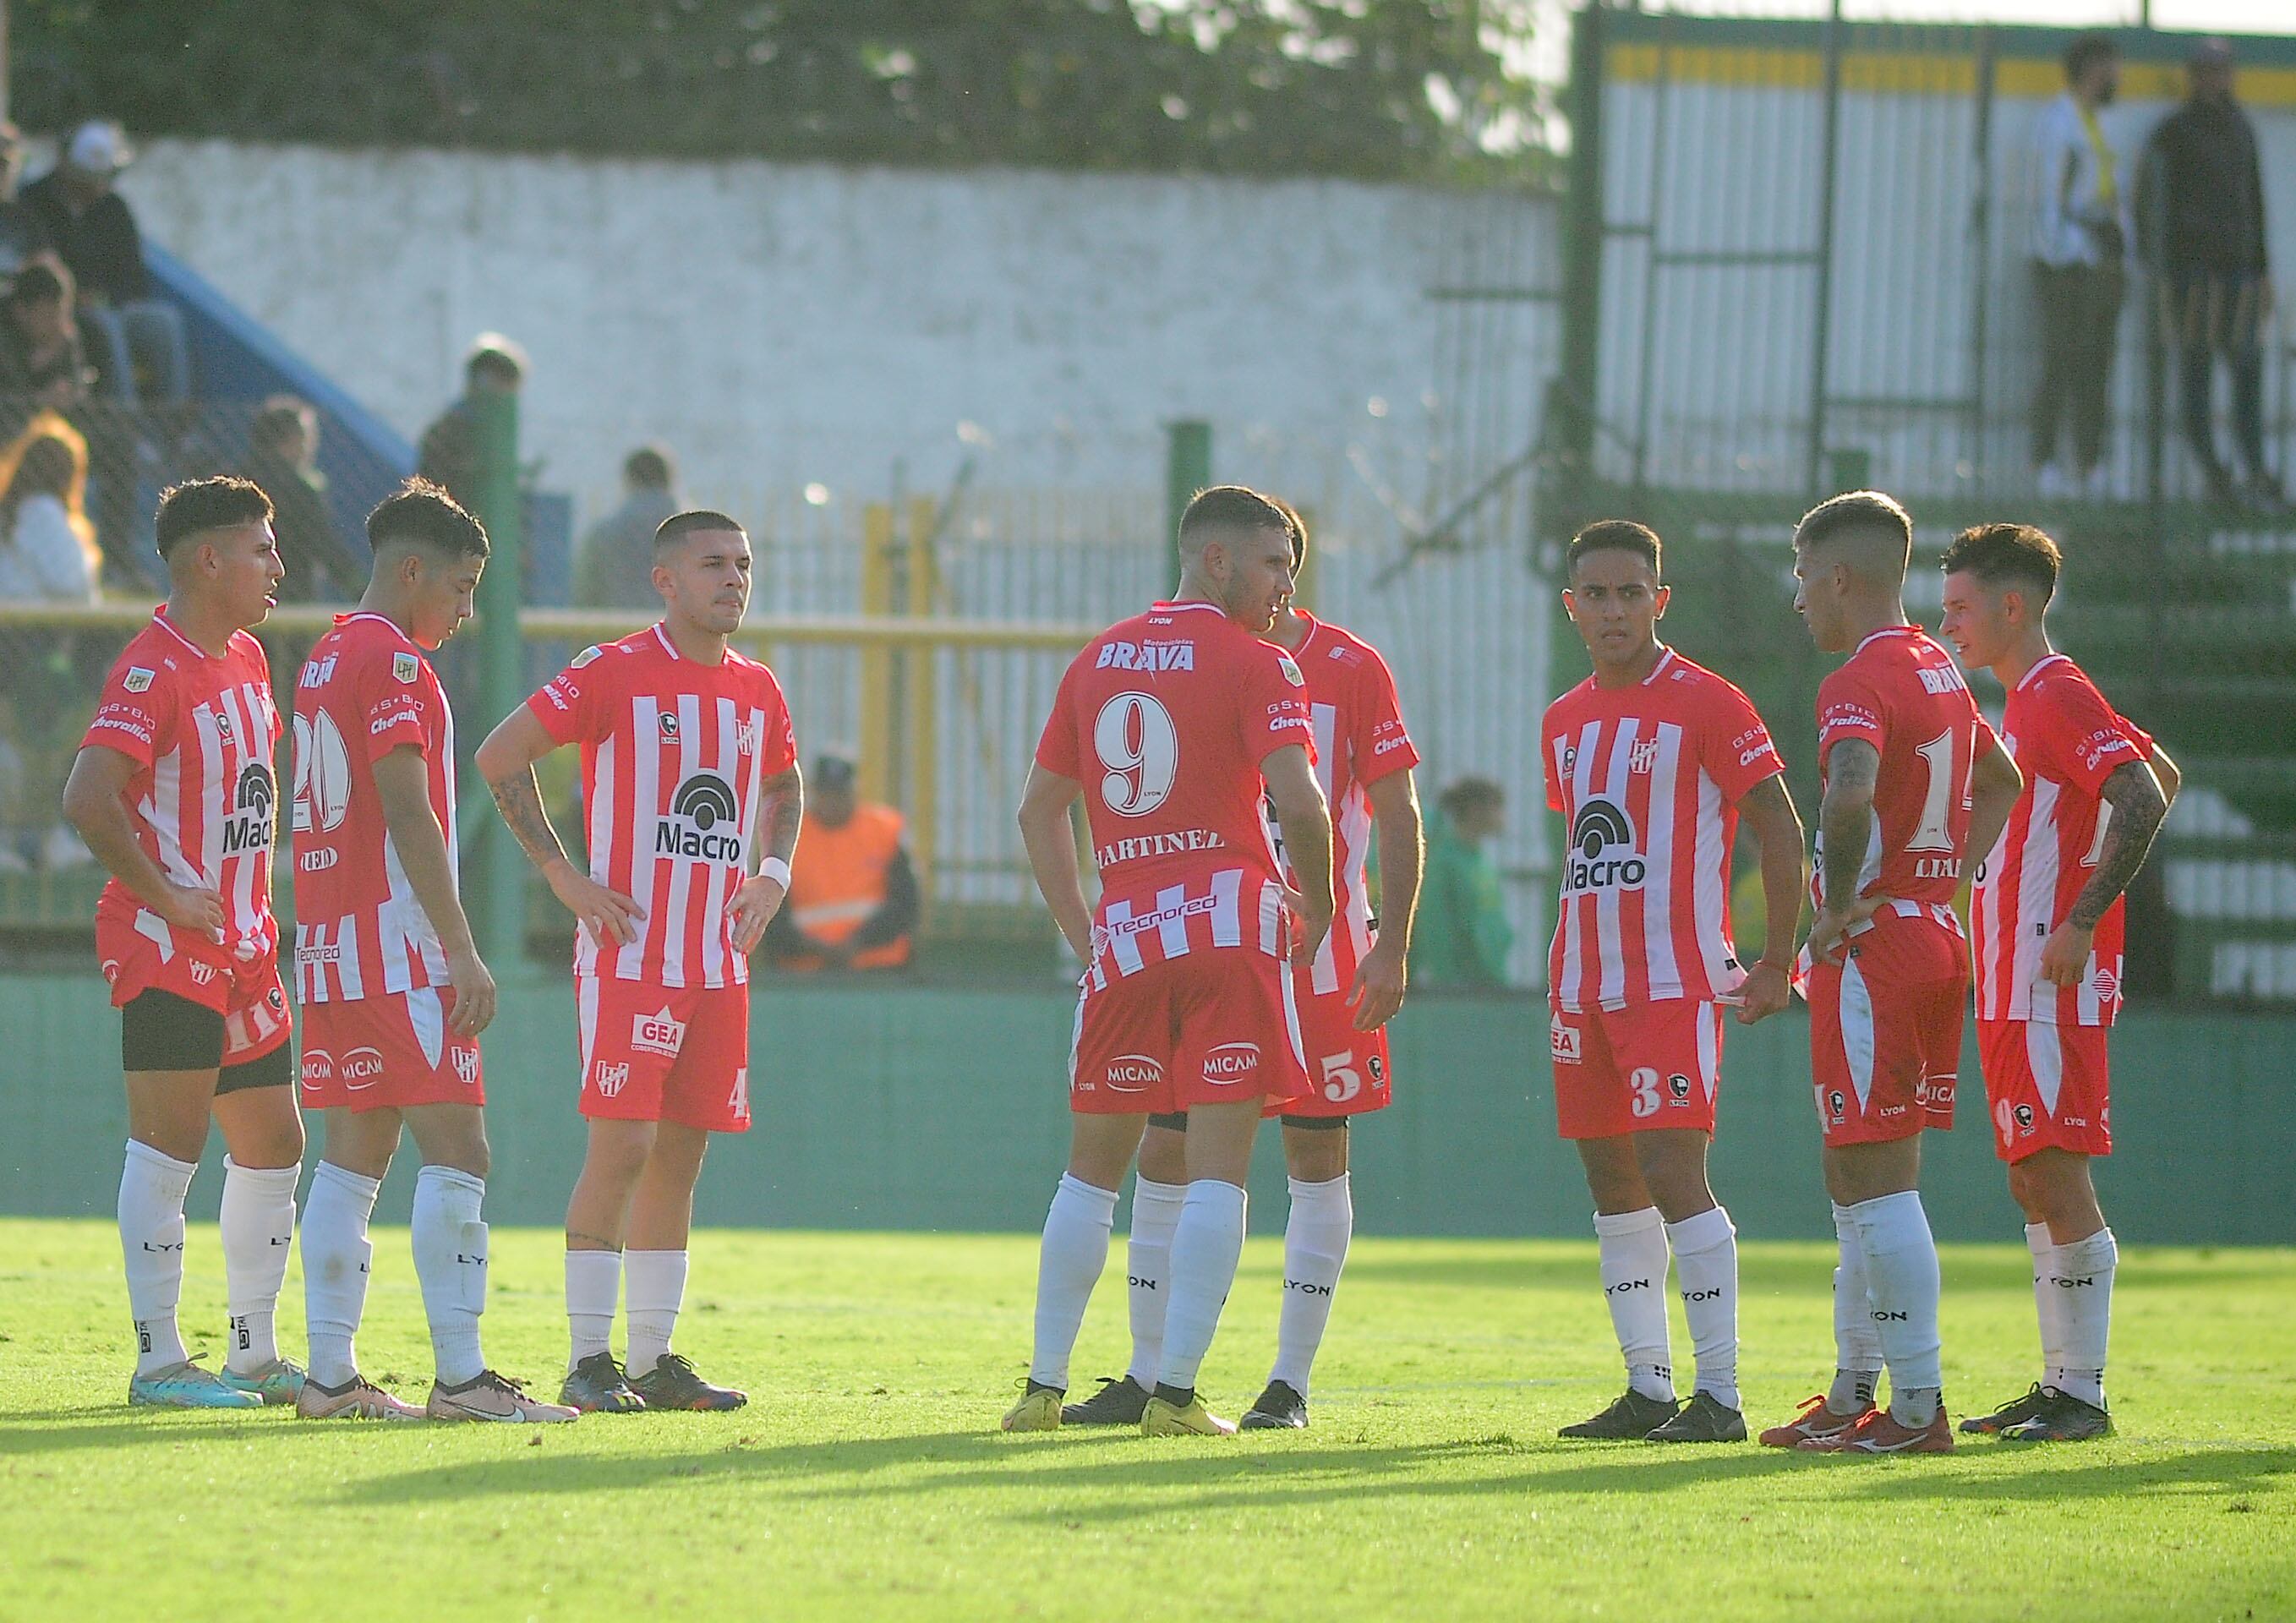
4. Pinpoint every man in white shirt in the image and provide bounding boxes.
[2027,32,2130,500]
